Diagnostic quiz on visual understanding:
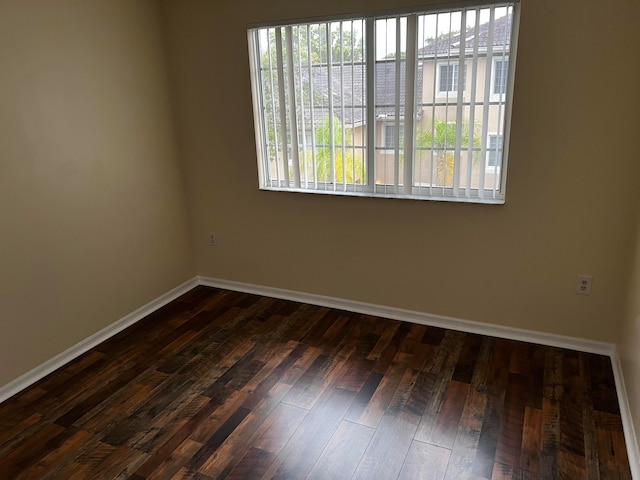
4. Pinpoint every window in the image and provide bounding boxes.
[438,64,466,95]
[248,2,518,203]
[492,58,509,98]
[487,133,503,169]
[383,123,404,150]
